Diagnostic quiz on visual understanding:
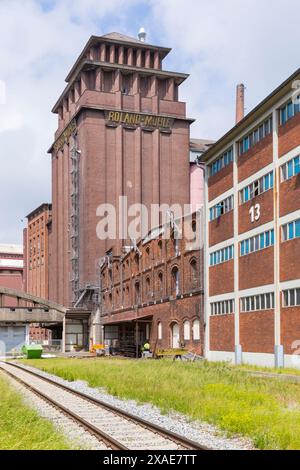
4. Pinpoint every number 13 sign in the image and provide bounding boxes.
[249,204,261,223]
